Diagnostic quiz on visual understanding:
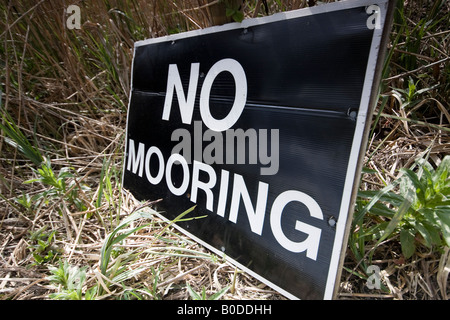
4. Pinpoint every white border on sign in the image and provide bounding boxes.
[324,0,390,300]
[123,0,390,300]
